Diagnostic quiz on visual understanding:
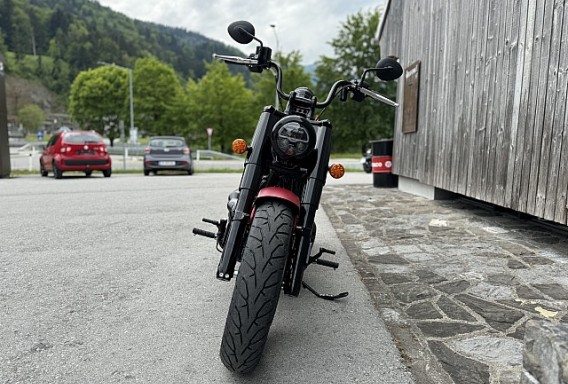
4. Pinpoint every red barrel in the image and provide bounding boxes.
[370,139,397,188]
